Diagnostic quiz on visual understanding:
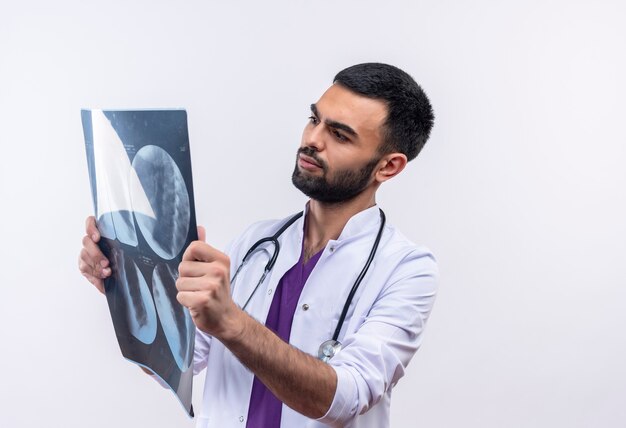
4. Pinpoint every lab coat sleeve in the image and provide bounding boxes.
[317,249,438,426]
[193,329,213,375]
